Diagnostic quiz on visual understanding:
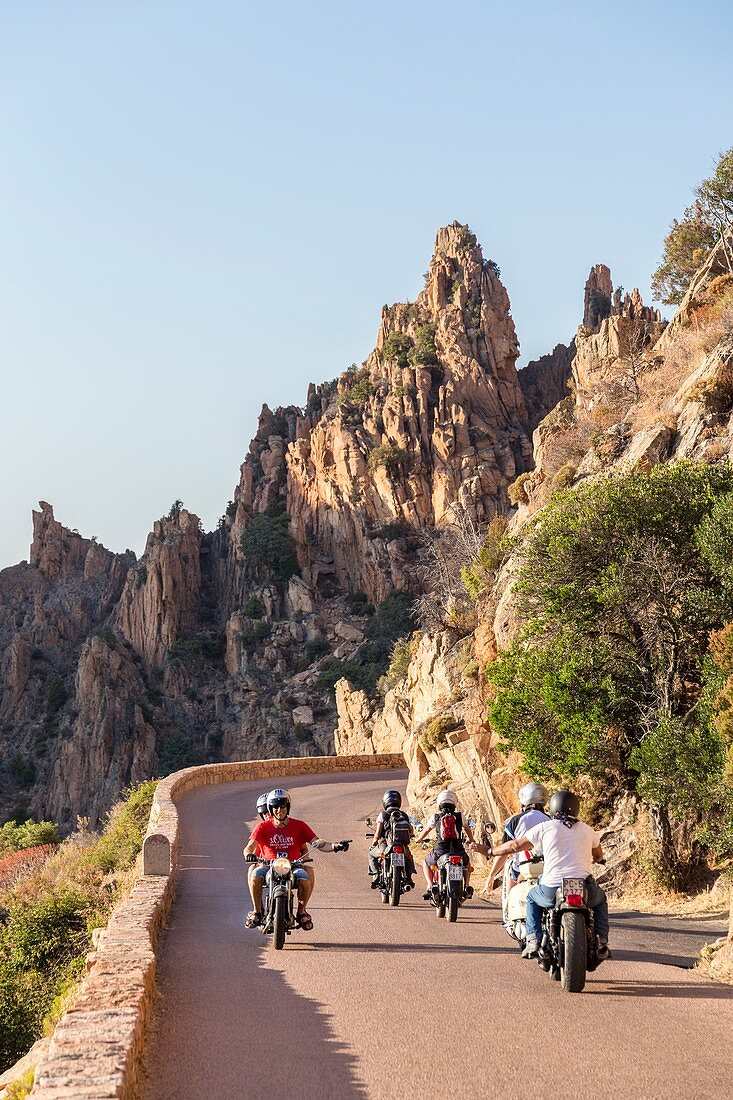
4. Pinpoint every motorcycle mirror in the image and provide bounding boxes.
[485,821,496,832]
[414,821,423,831]
[365,816,373,826]
[365,832,375,838]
